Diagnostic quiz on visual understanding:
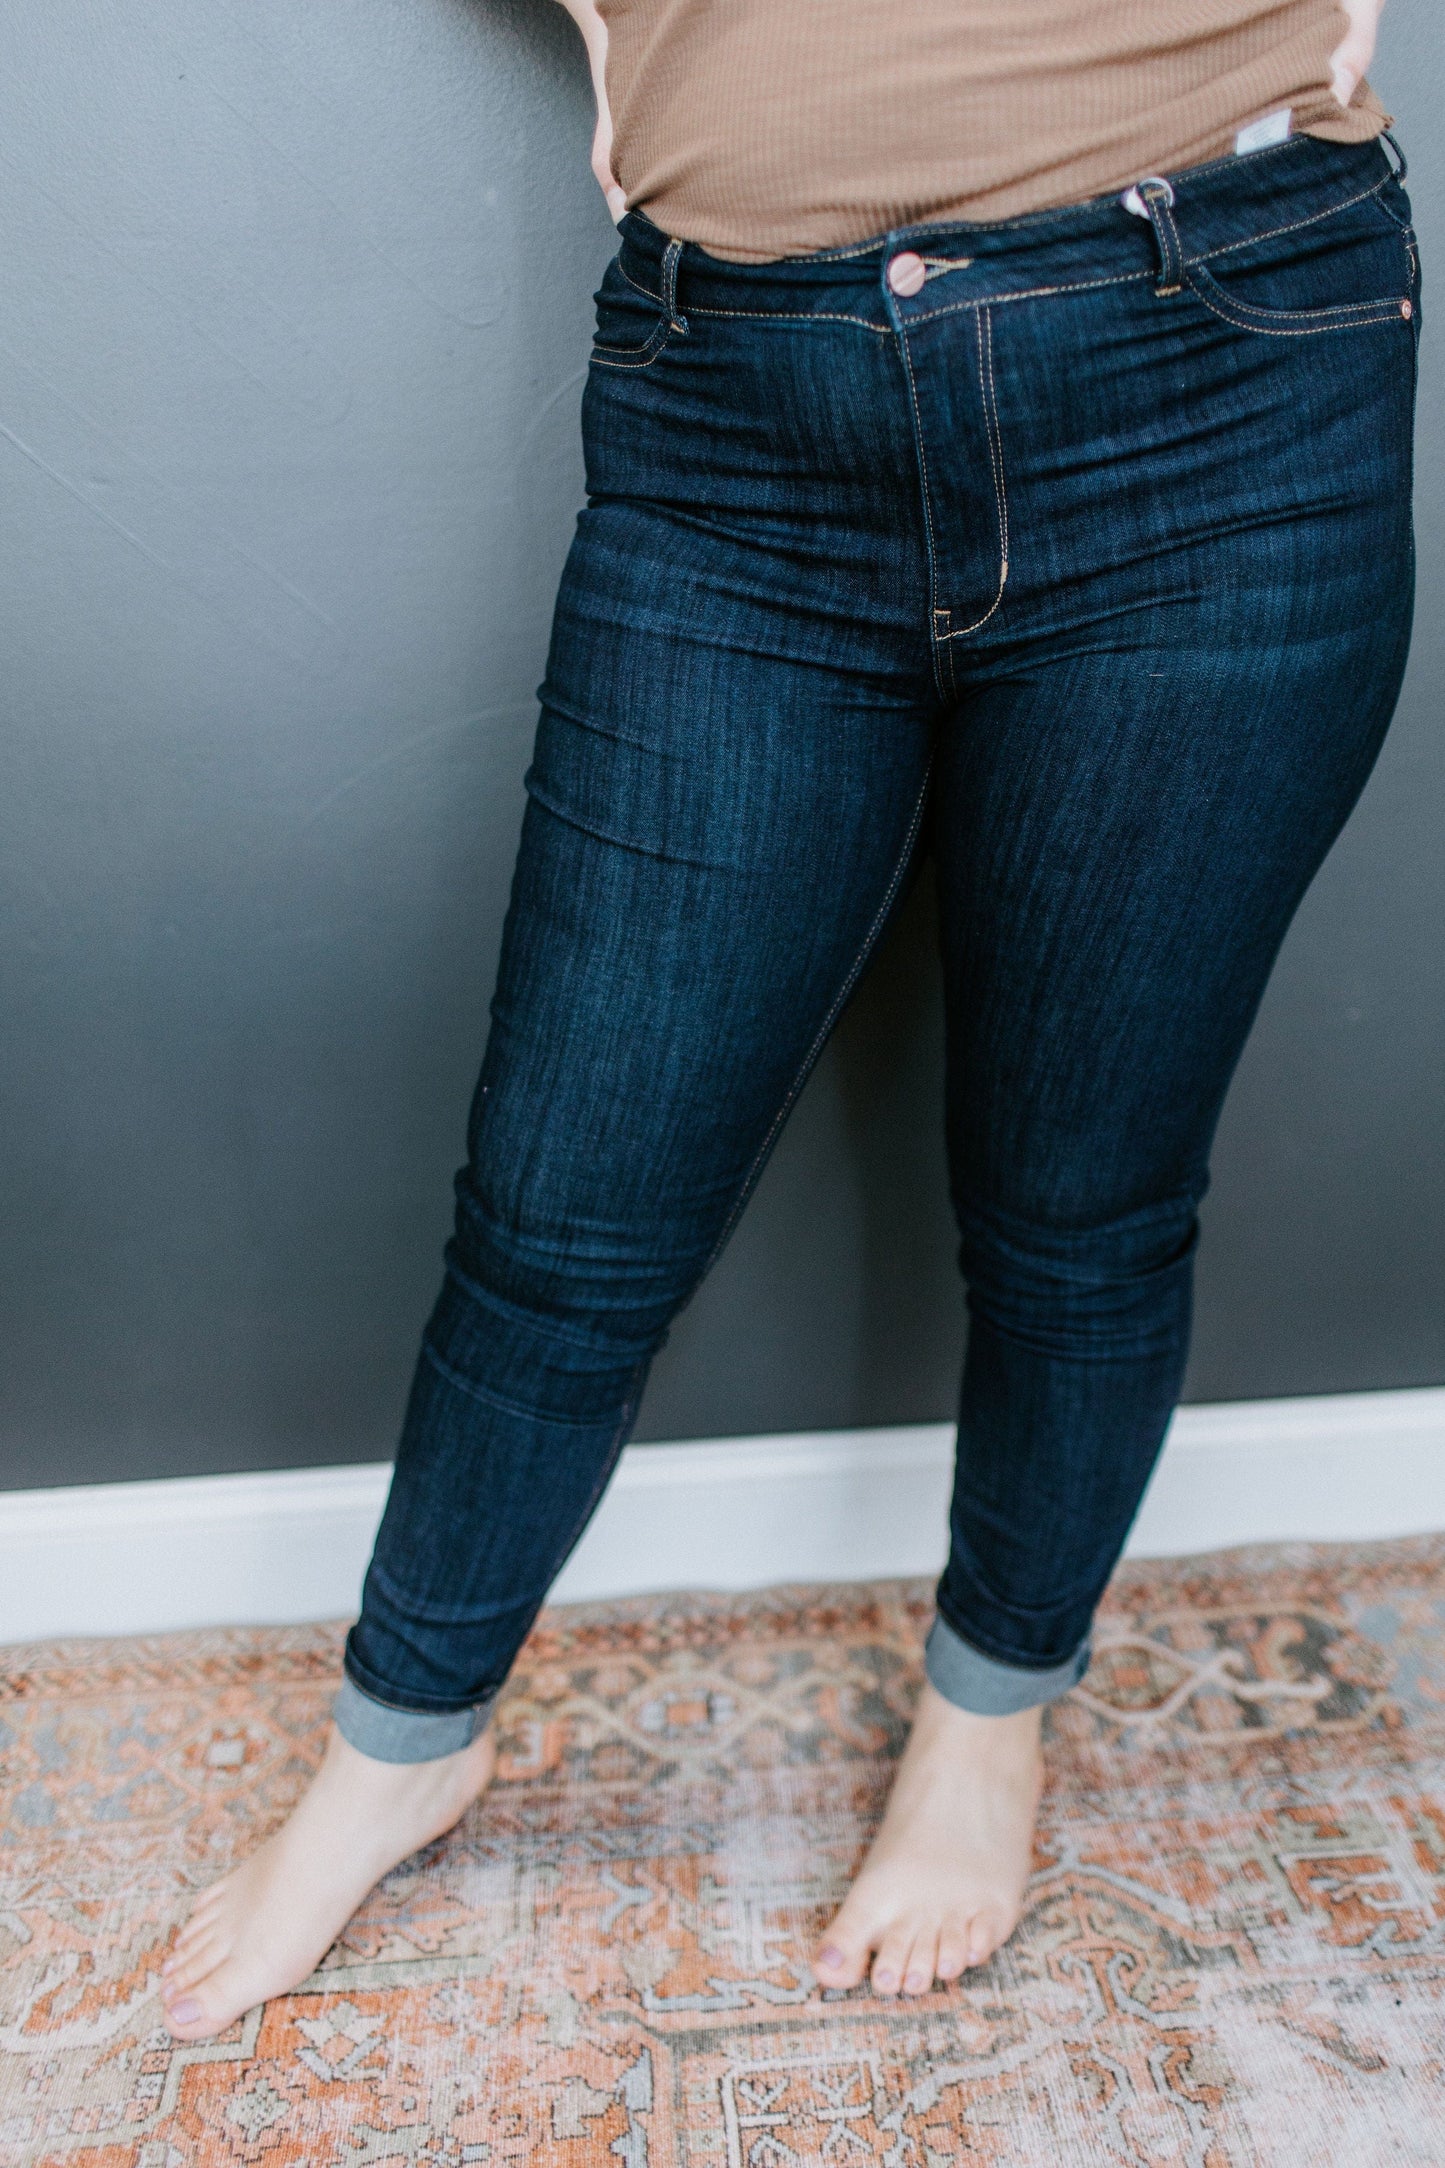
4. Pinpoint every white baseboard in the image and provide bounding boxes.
[2,1386,1443,1645]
